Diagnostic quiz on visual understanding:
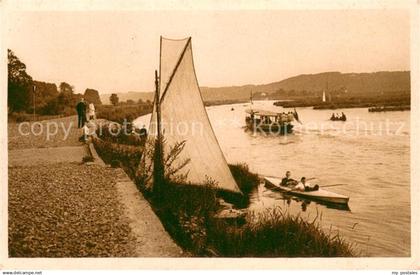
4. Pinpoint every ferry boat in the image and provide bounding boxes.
[245,108,294,134]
